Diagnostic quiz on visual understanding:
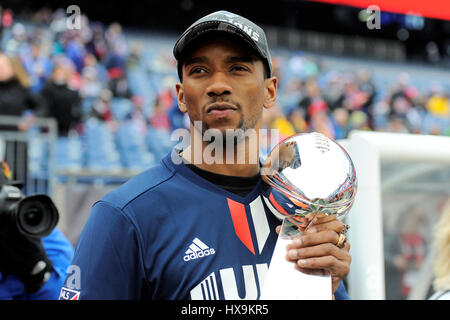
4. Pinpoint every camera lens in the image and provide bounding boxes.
[15,195,58,237]
[23,206,43,227]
